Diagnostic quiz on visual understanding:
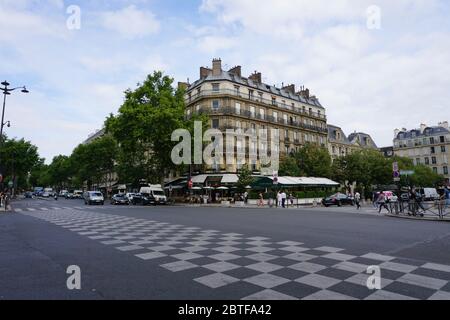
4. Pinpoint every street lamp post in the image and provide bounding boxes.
[0,81,29,192]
